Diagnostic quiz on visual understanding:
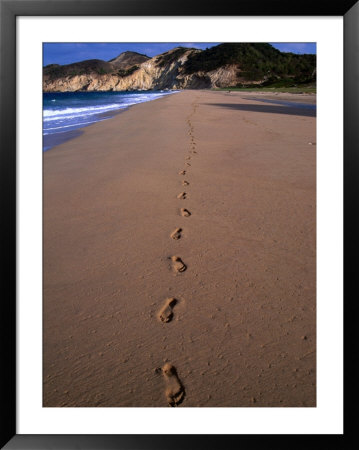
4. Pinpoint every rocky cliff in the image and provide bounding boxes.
[43,44,316,92]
